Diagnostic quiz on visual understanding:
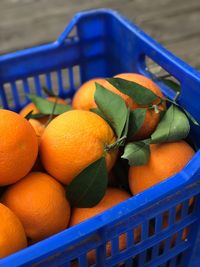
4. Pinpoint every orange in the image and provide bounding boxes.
[28,119,45,140]
[1,172,71,243]
[40,110,118,185]
[72,78,105,110]
[0,203,27,258]
[70,188,135,264]
[0,109,38,186]
[20,97,68,139]
[72,73,166,140]
[129,141,195,195]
